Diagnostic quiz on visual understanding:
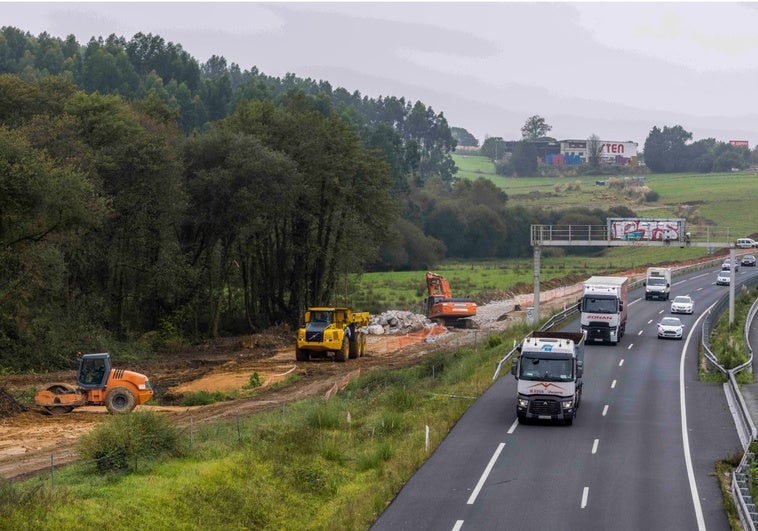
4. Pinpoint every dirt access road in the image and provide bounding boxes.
[0,273,616,482]
[0,298,532,481]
